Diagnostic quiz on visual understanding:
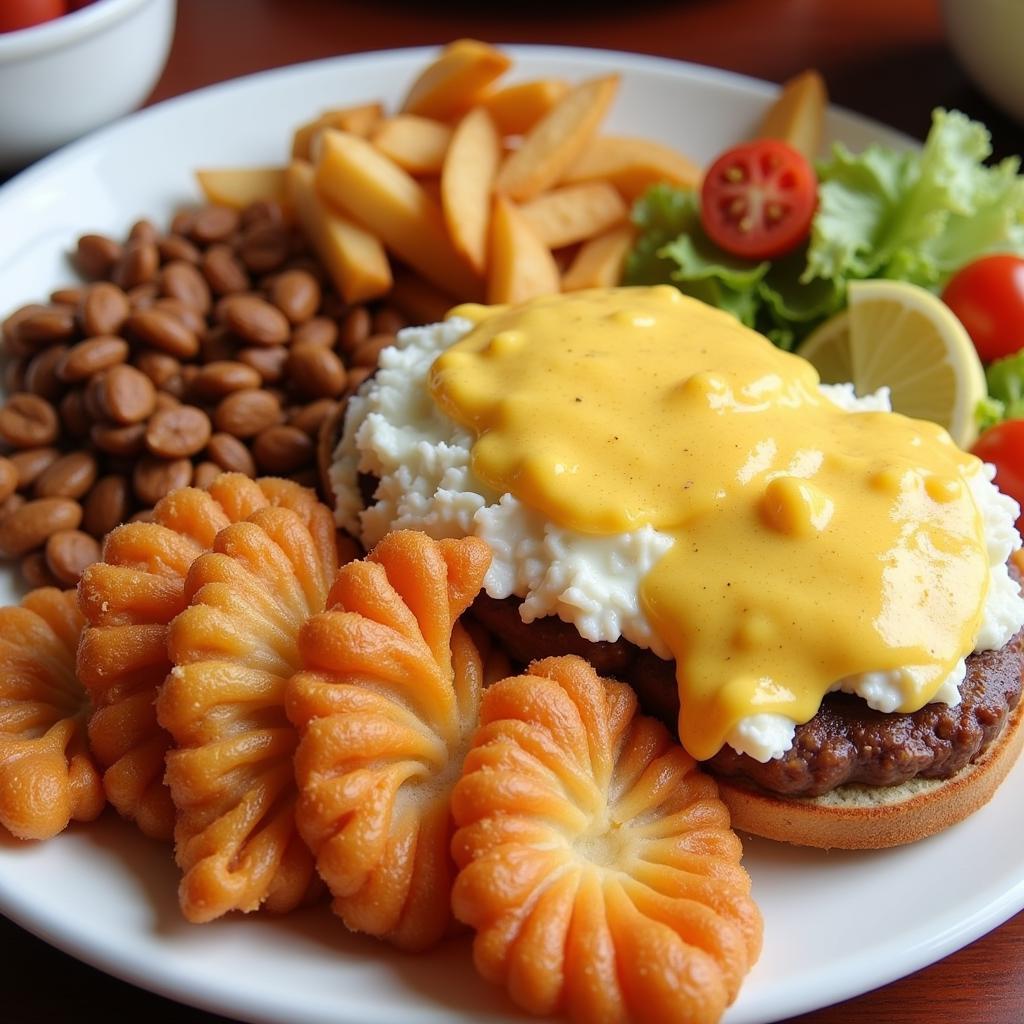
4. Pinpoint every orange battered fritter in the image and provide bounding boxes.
[76,473,335,841]
[159,503,338,922]
[451,656,763,1024]
[0,588,104,841]
[286,530,491,951]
